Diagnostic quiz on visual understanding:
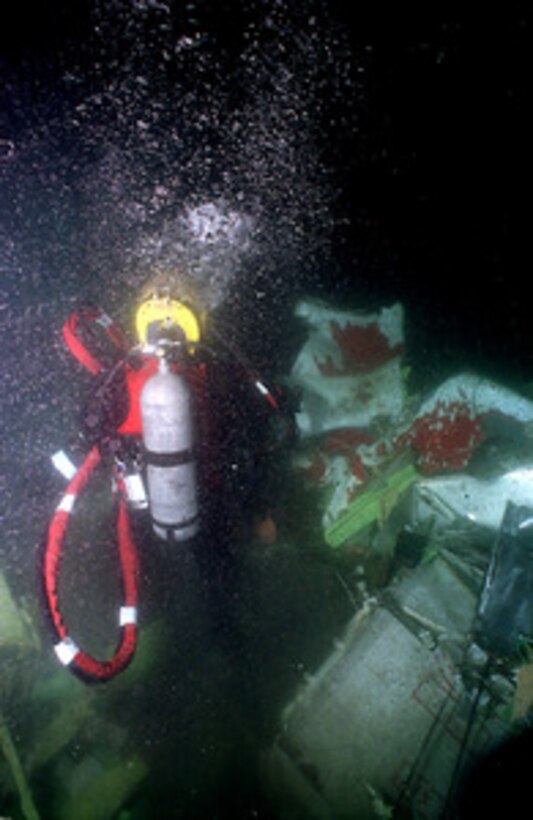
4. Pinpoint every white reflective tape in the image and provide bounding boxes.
[96,311,113,328]
[54,636,79,666]
[255,380,268,396]
[124,474,148,509]
[57,493,76,514]
[119,606,137,626]
[51,450,77,480]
